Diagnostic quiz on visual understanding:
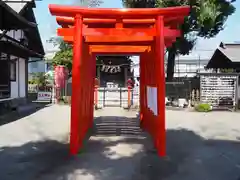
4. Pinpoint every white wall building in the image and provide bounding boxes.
[131,56,210,81]
[0,0,44,103]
